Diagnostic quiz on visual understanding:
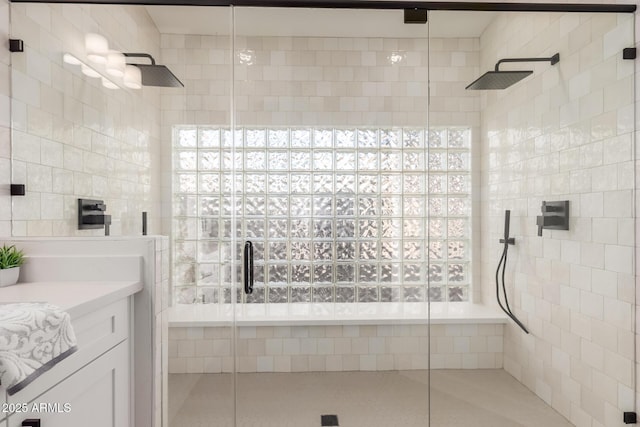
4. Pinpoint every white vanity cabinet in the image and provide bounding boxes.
[1,295,134,427]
